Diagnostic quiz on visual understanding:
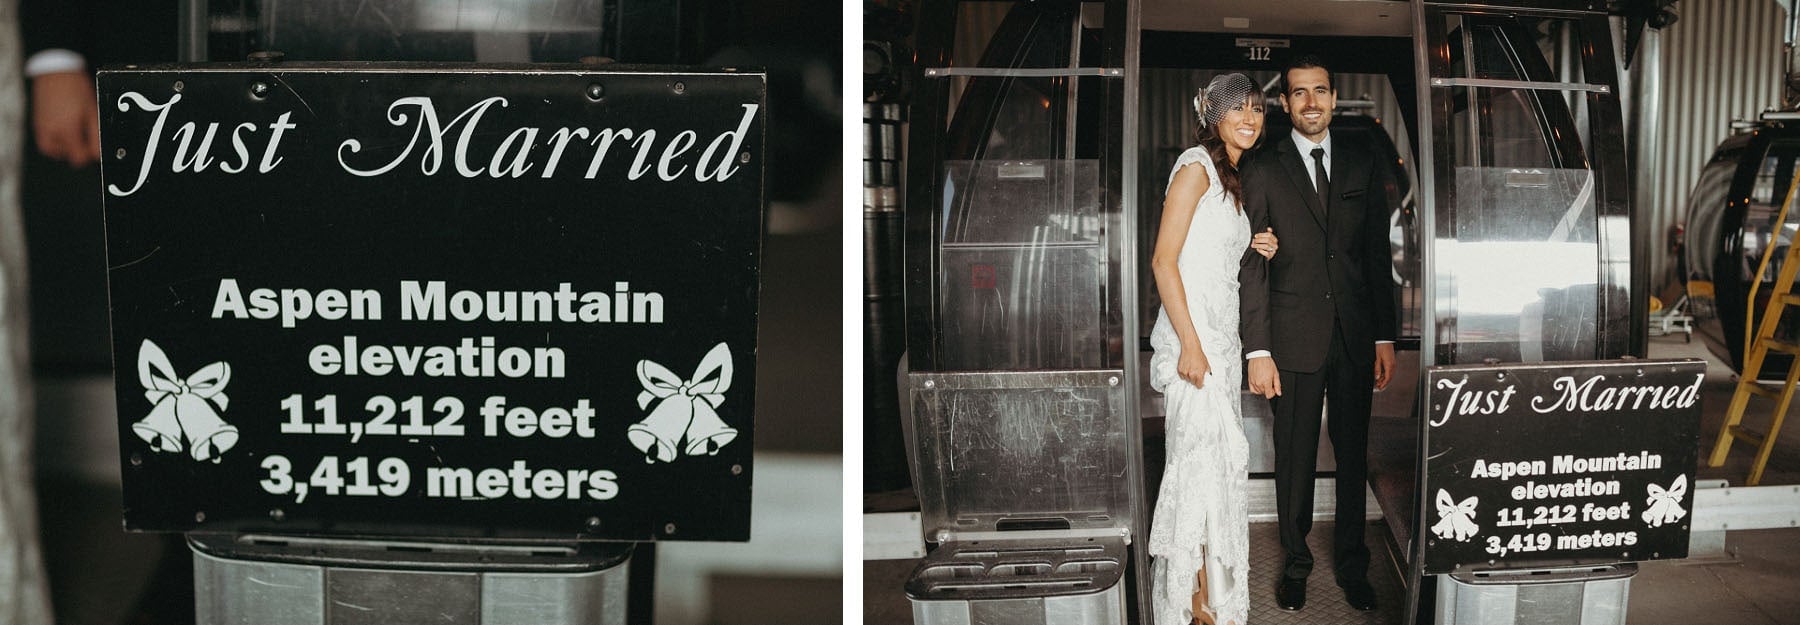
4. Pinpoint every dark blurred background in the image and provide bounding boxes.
[16,1,840,624]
